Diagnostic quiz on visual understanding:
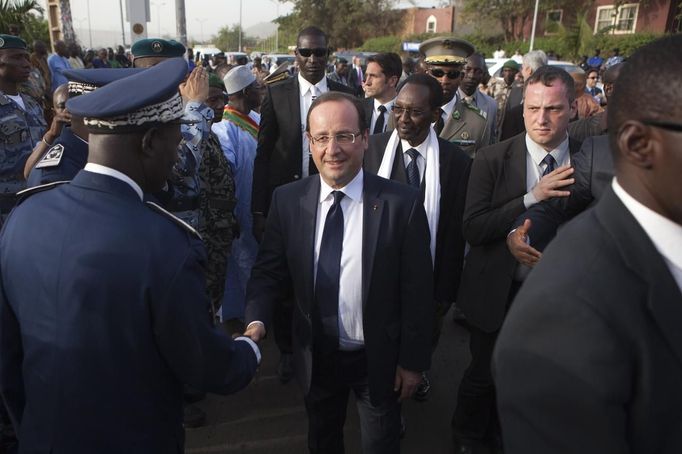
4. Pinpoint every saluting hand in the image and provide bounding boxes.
[531,165,574,202]
[179,66,209,103]
[507,219,542,267]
